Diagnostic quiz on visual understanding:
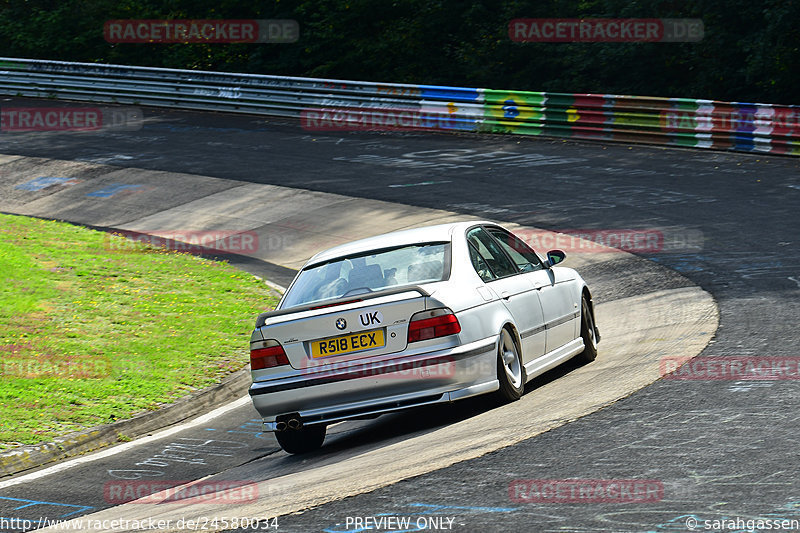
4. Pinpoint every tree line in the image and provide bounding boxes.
[0,0,797,104]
